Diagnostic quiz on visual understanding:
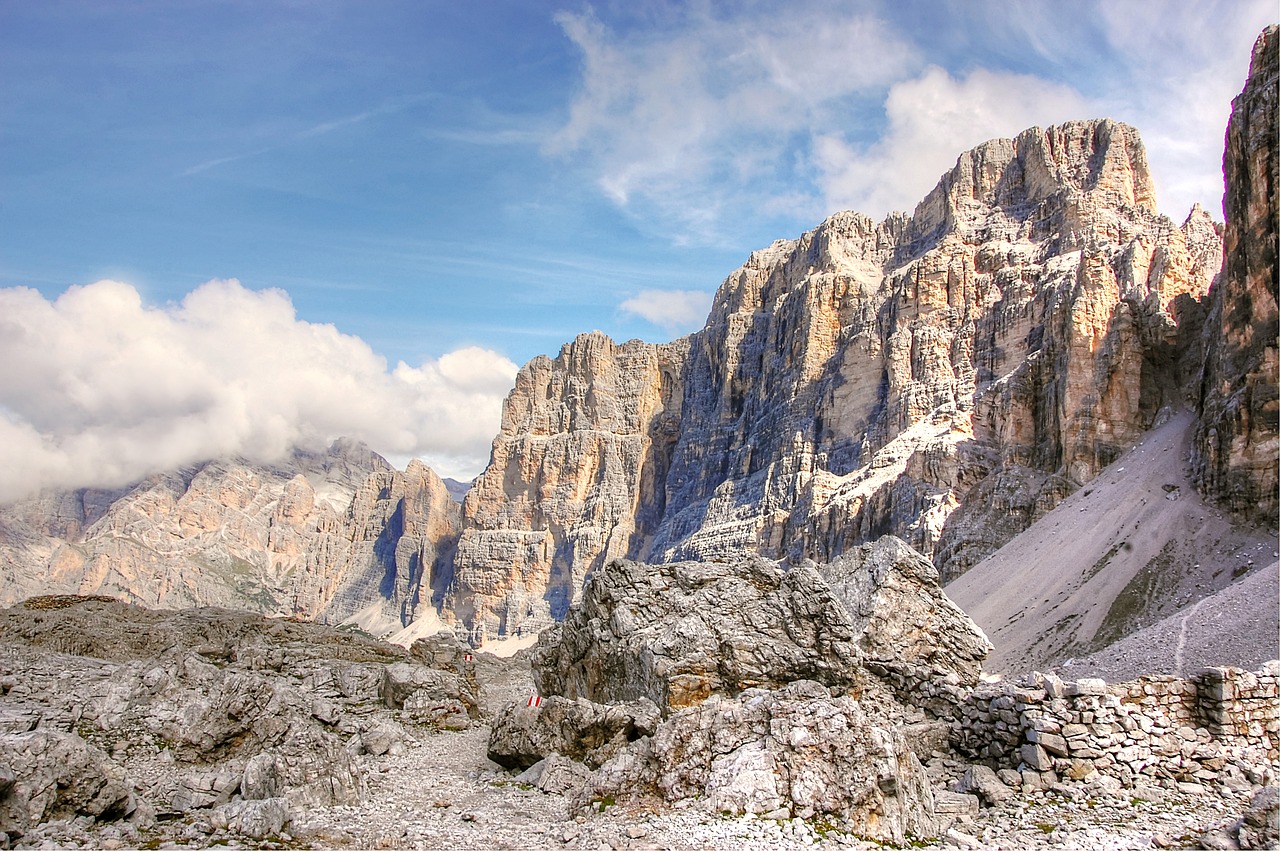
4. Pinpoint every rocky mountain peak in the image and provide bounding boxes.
[442,114,1228,641]
[906,119,1157,244]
